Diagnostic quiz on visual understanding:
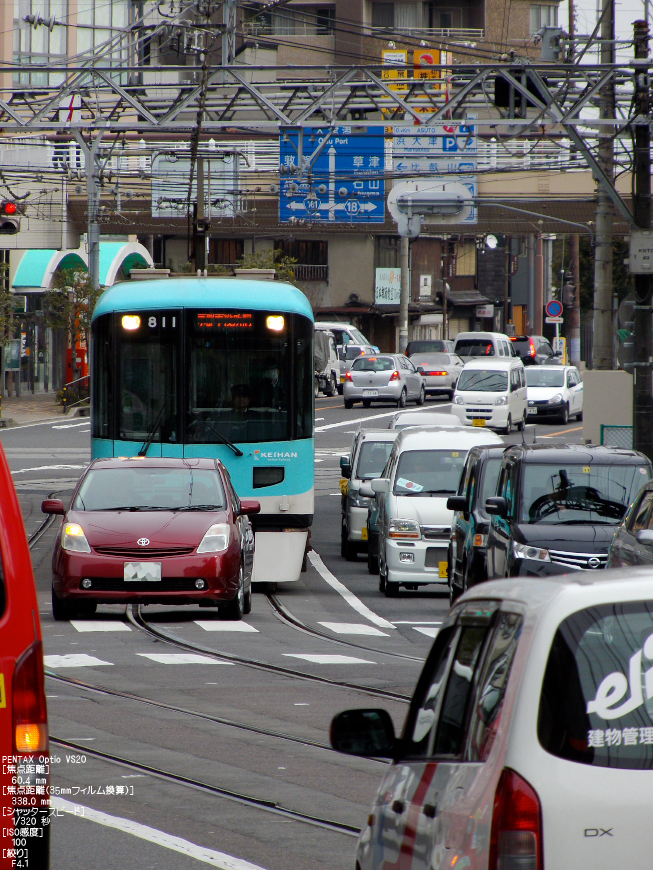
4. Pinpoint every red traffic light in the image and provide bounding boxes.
[2,202,17,215]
